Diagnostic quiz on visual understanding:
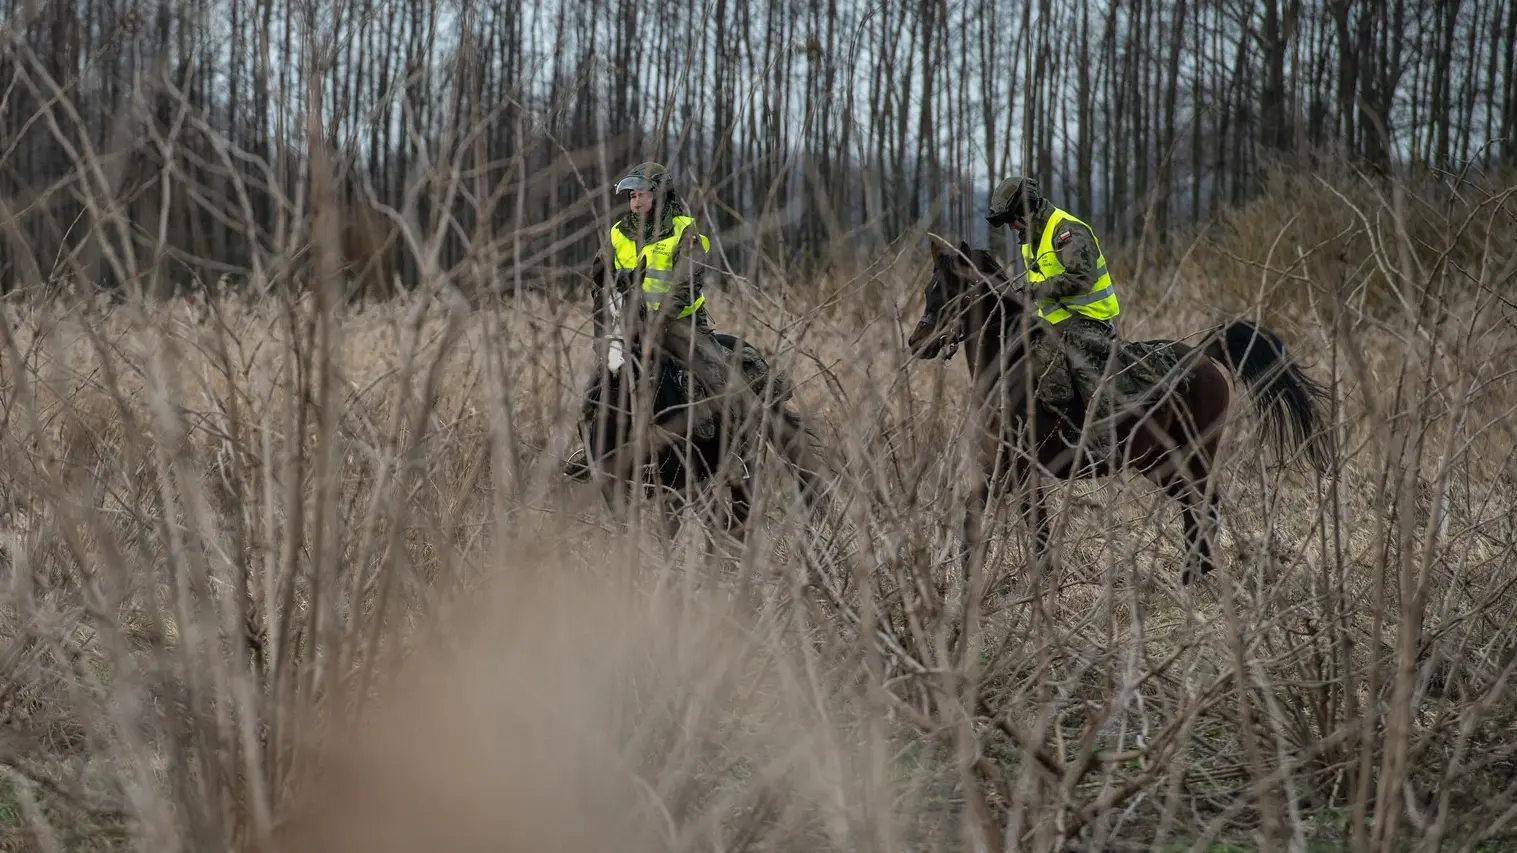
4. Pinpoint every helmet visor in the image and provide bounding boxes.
[615,175,655,193]
[987,194,1030,225]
